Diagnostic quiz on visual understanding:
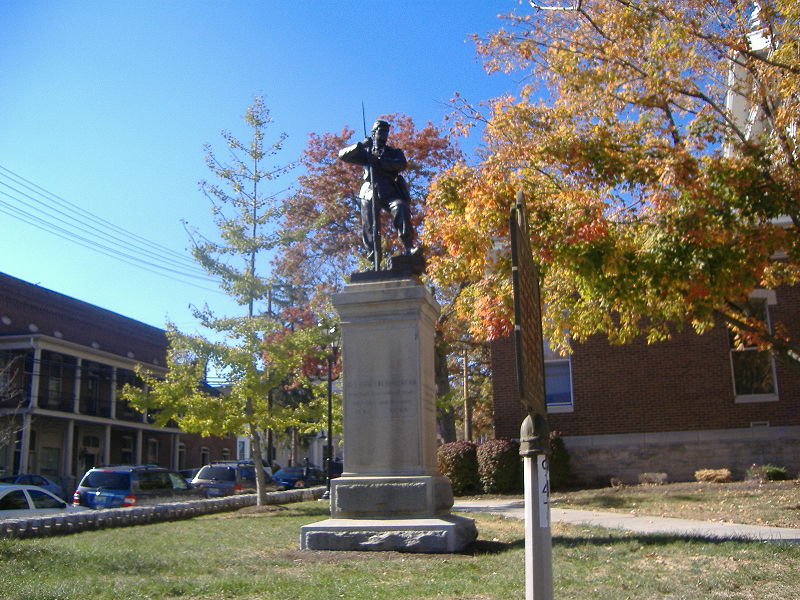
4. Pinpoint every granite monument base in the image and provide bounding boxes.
[300,515,477,553]
[329,475,454,518]
[301,276,476,552]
